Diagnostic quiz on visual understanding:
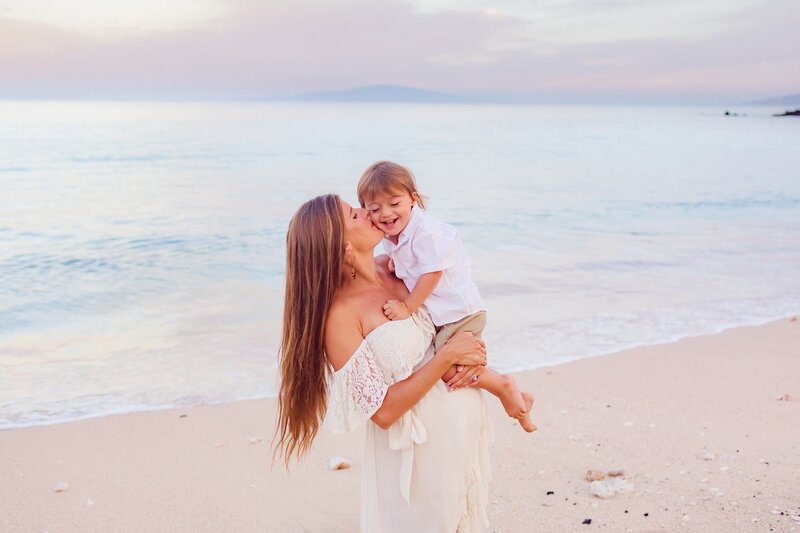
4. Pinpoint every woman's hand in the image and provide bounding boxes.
[446,364,485,391]
[439,331,486,367]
